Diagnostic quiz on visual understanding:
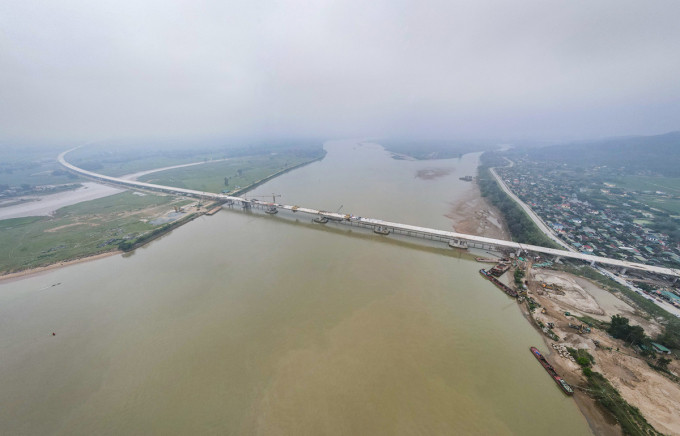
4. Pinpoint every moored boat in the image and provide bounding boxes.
[530,347,574,395]
[374,226,391,235]
[479,269,519,298]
